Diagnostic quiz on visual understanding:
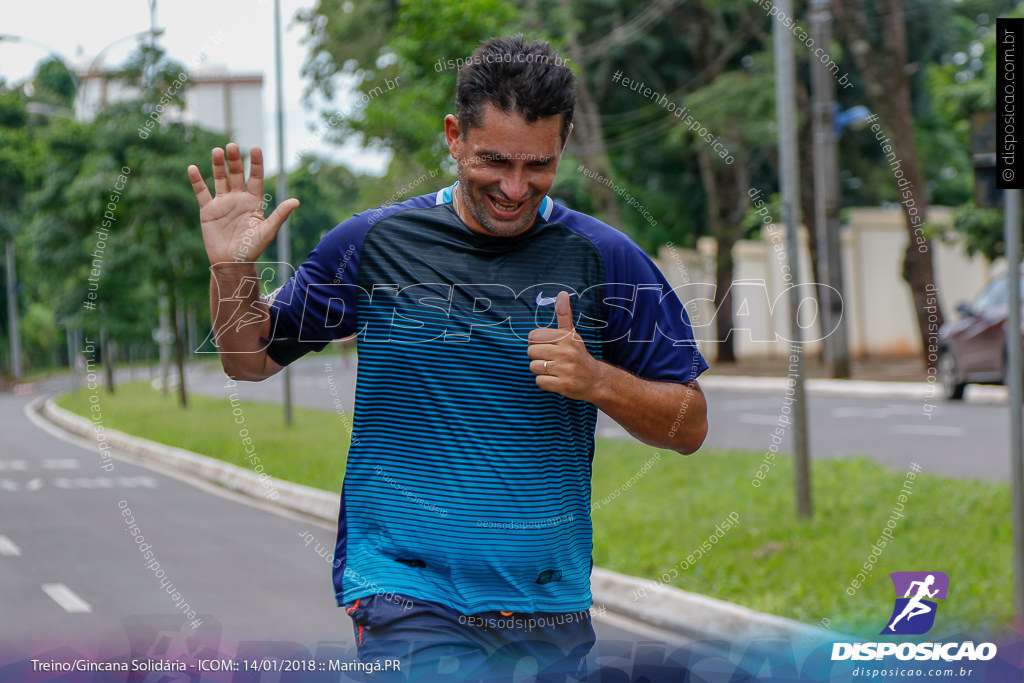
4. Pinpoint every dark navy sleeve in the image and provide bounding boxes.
[263,193,441,366]
[558,208,708,383]
[263,215,370,366]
